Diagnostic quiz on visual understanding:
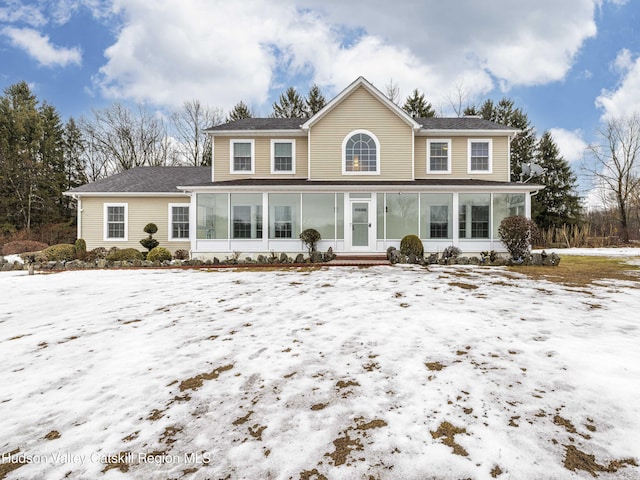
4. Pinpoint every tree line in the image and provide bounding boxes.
[1,80,638,242]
